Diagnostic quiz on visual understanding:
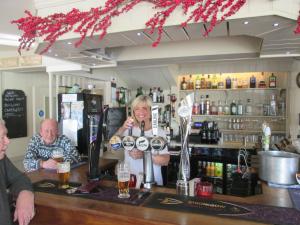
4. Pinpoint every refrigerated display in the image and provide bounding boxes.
[58,93,103,156]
